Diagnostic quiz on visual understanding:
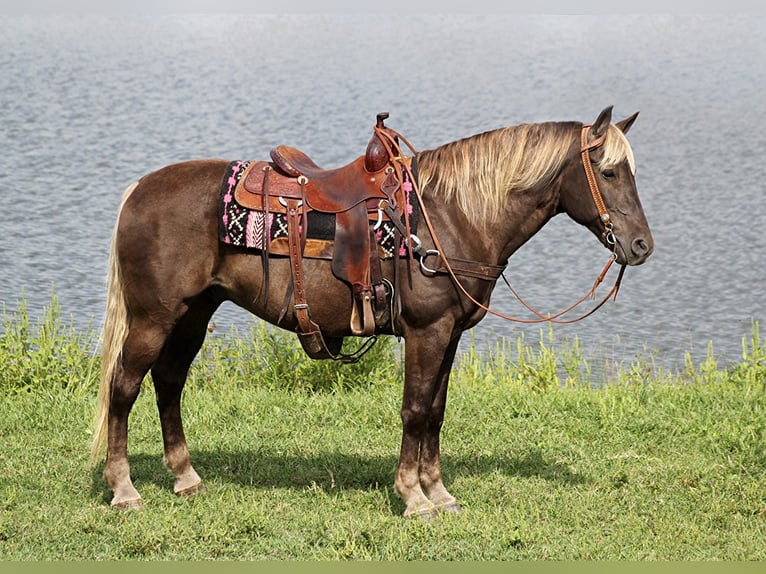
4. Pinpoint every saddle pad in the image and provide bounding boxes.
[218,160,418,258]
